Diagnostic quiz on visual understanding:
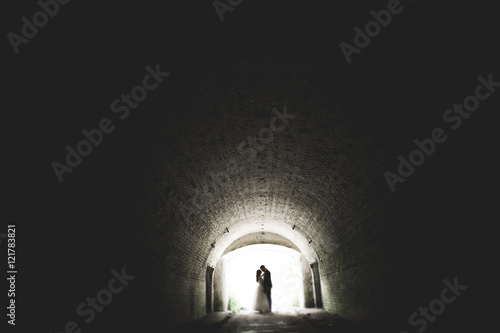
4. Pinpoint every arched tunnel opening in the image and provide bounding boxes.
[37,44,487,332]
[116,48,410,329]
[211,231,321,314]
[213,243,311,313]
[101,46,409,329]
